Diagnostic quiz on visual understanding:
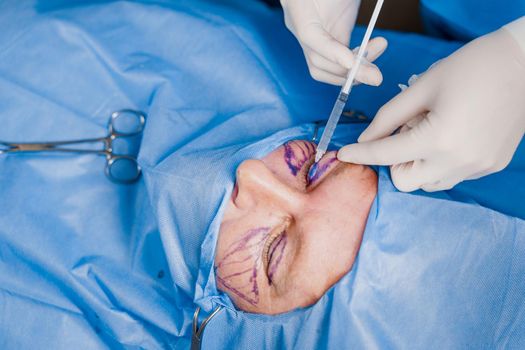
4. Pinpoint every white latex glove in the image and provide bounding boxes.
[281,0,387,86]
[337,26,525,192]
